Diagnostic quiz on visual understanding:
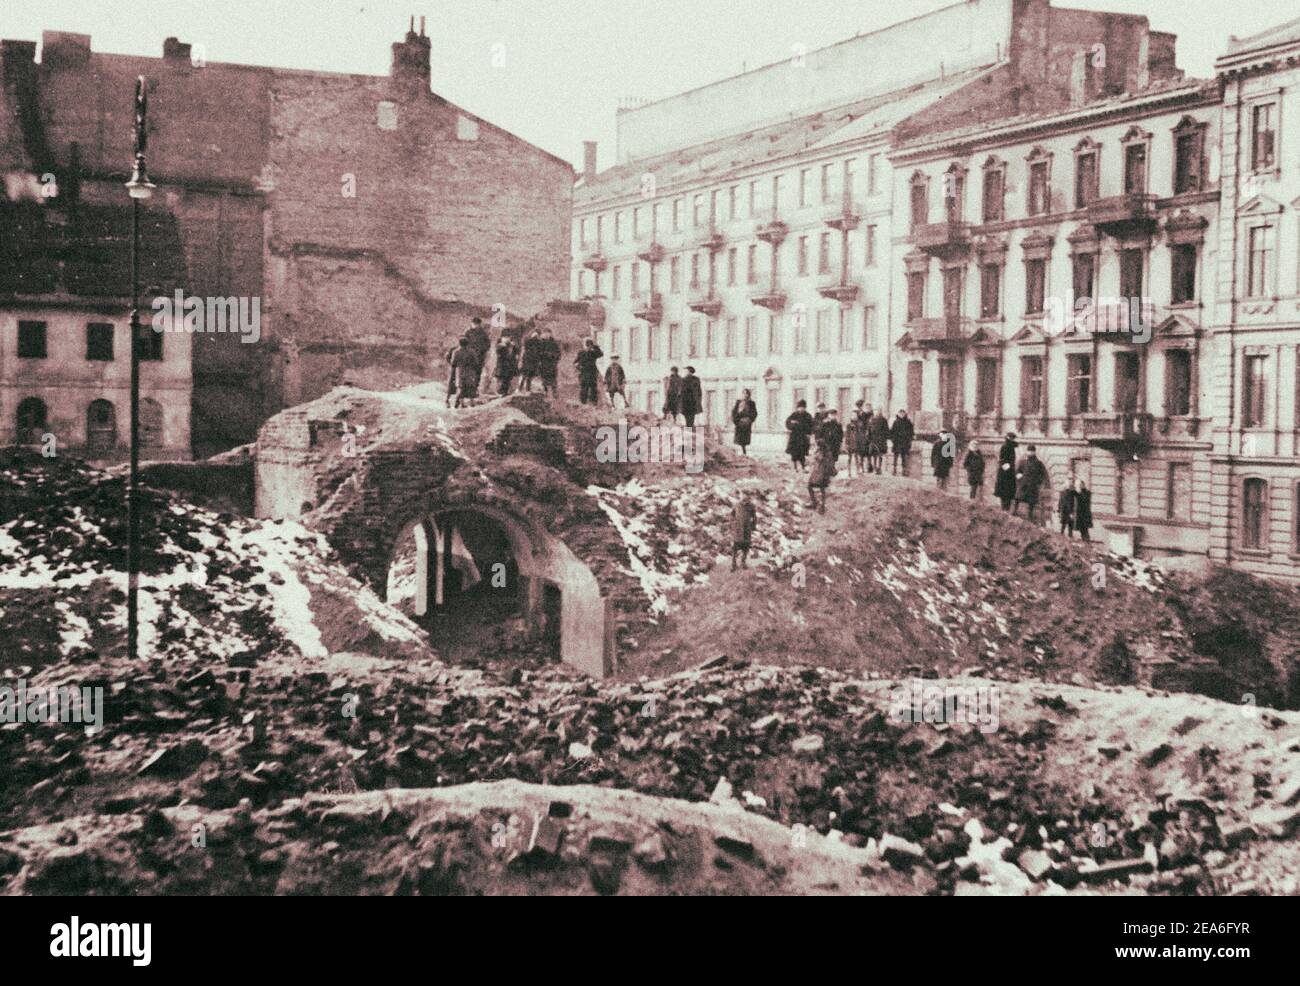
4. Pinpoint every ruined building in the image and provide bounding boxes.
[0,22,574,457]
